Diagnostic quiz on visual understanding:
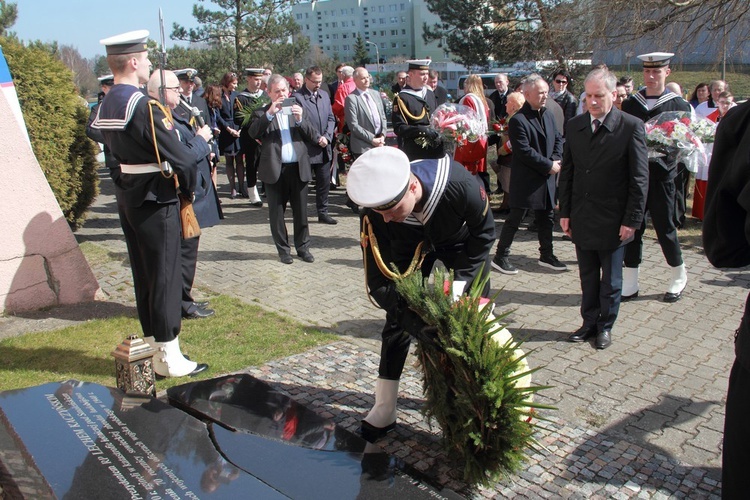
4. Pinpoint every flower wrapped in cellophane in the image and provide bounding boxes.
[416,103,487,150]
[645,111,708,174]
